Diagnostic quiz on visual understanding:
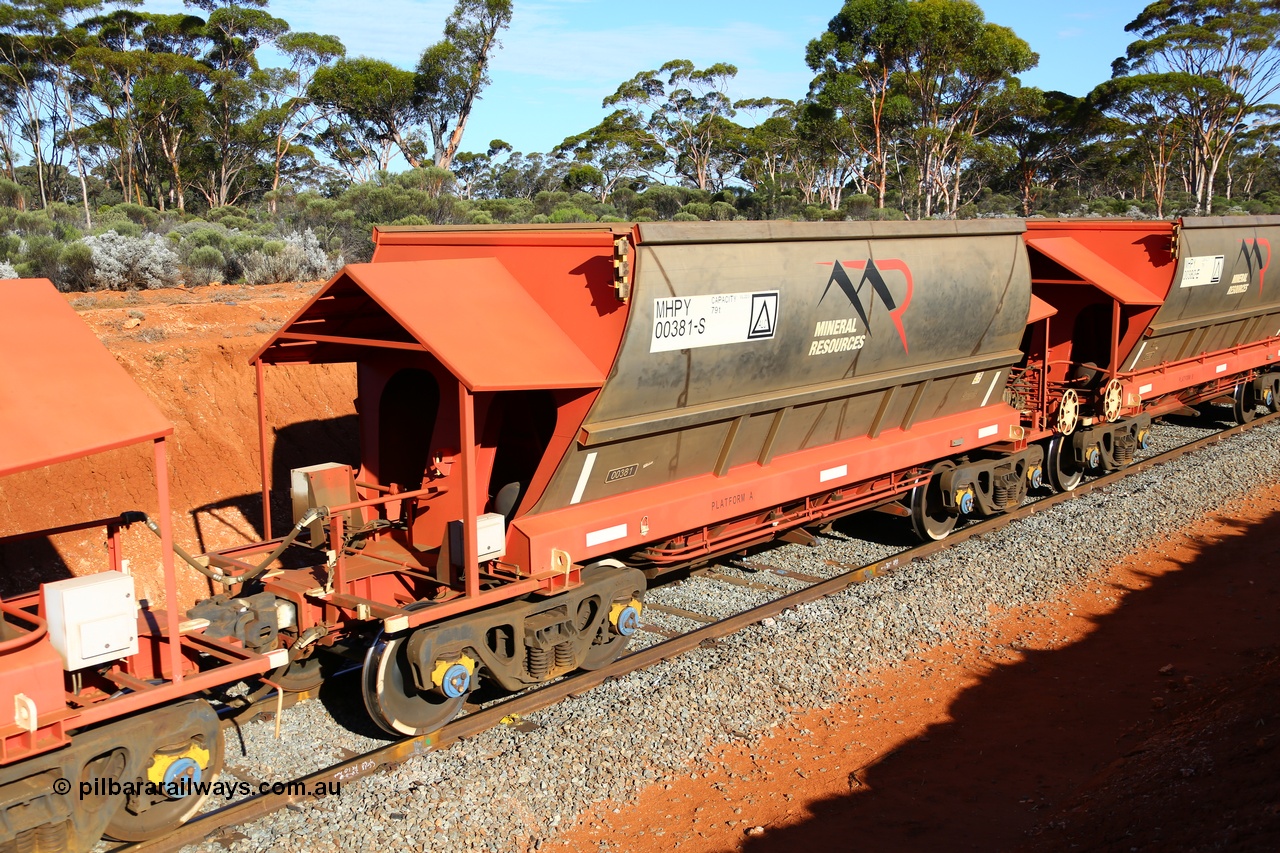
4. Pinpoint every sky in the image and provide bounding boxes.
[144,0,1156,158]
